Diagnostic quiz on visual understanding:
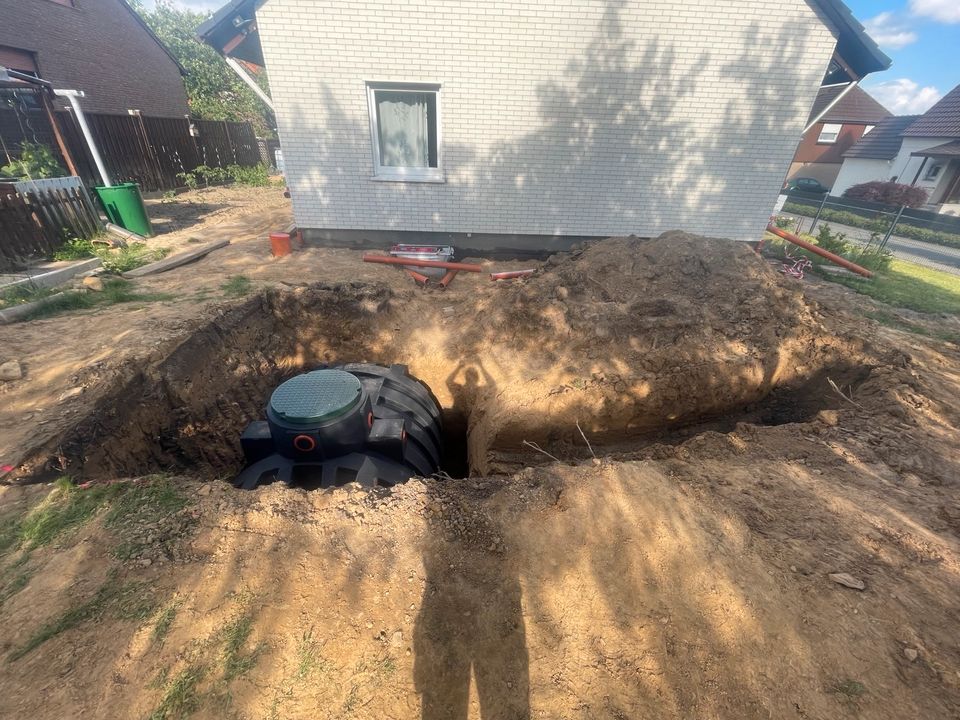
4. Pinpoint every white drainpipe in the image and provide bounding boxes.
[224,56,275,111]
[54,89,111,187]
[803,80,860,135]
